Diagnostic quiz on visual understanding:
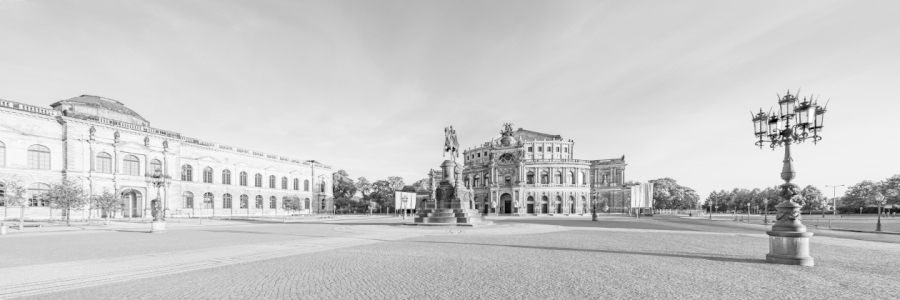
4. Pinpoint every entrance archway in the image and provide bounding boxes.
[556,196,562,214]
[570,196,576,214]
[501,193,512,214]
[526,196,534,214]
[120,189,143,218]
[540,196,548,214]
